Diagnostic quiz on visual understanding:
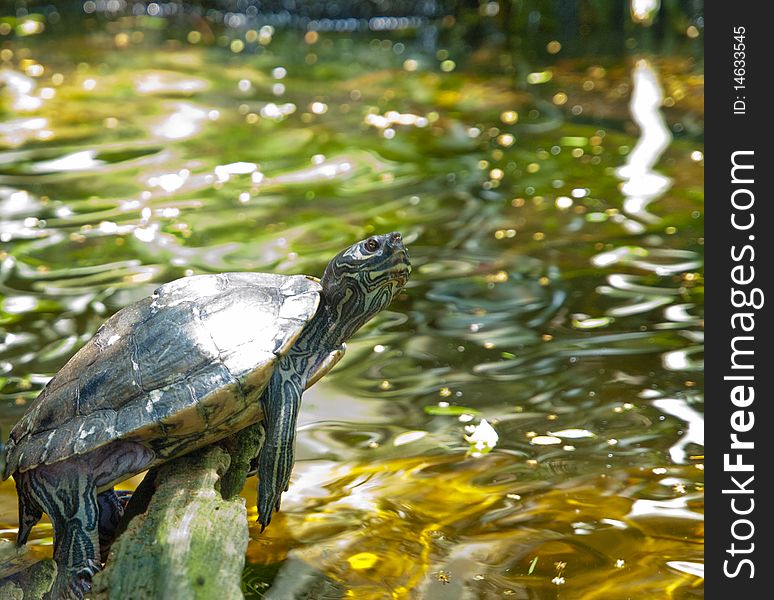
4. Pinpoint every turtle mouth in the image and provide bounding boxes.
[393,268,410,288]
[383,231,411,289]
[391,250,411,288]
